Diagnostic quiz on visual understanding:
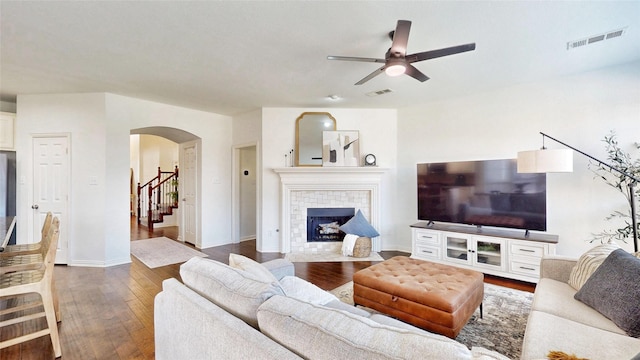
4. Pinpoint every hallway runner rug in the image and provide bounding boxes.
[330,281,532,360]
[130,237,208,268]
